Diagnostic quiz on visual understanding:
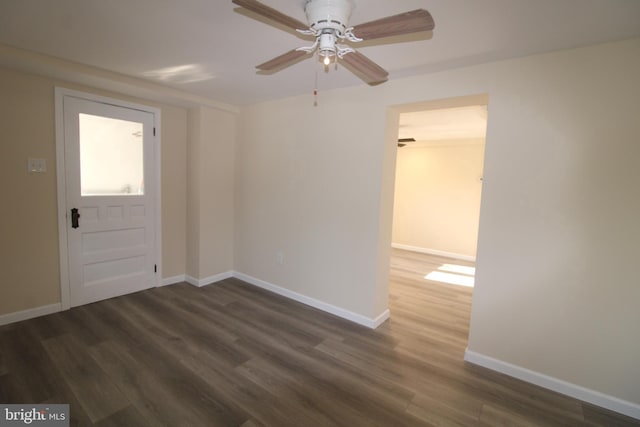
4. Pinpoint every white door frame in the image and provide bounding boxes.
[55,87,162,311]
